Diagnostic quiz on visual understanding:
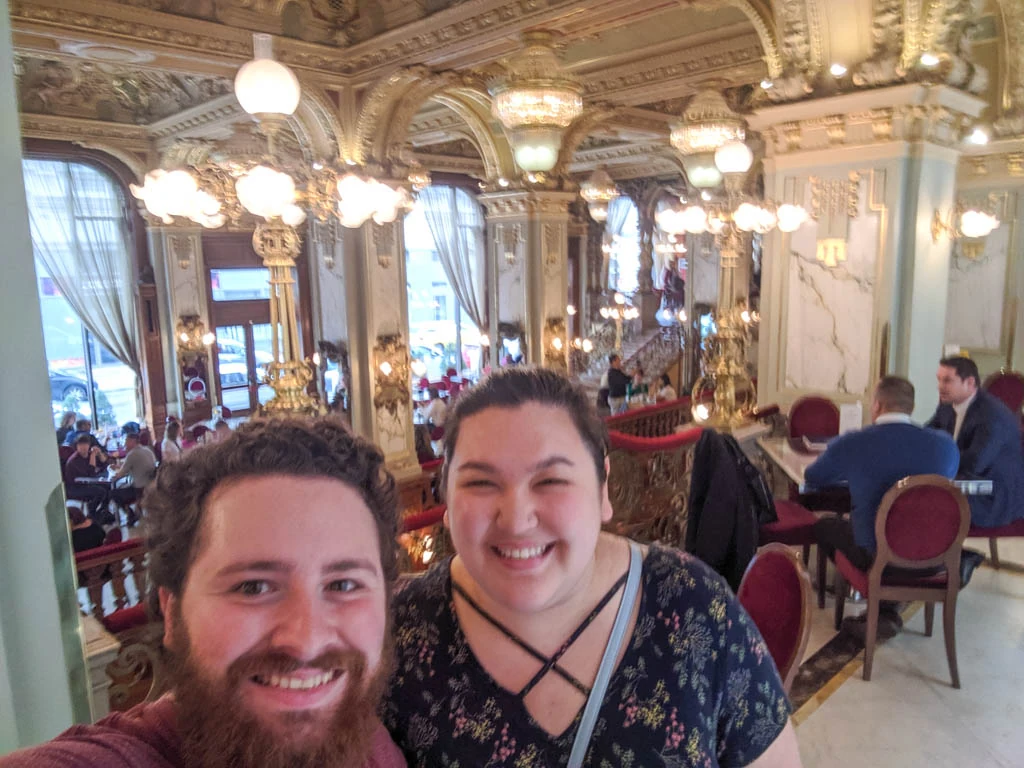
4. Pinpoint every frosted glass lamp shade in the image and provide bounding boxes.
[714,141,754,174]
[234,37,301,118]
